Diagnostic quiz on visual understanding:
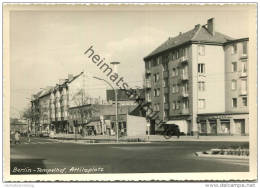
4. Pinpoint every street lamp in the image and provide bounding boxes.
[92,76,118,142]
[110,62,120,143]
